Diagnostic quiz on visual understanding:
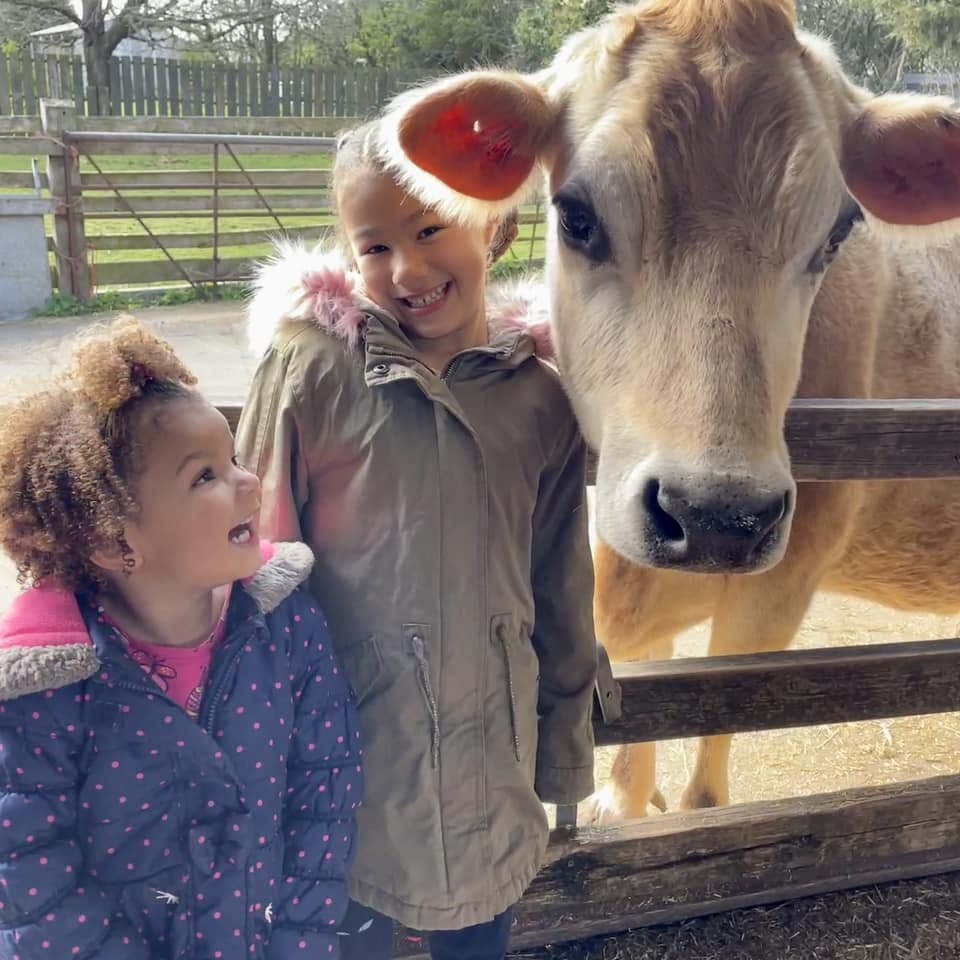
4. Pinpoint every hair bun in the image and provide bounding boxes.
[68,316,197,417]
